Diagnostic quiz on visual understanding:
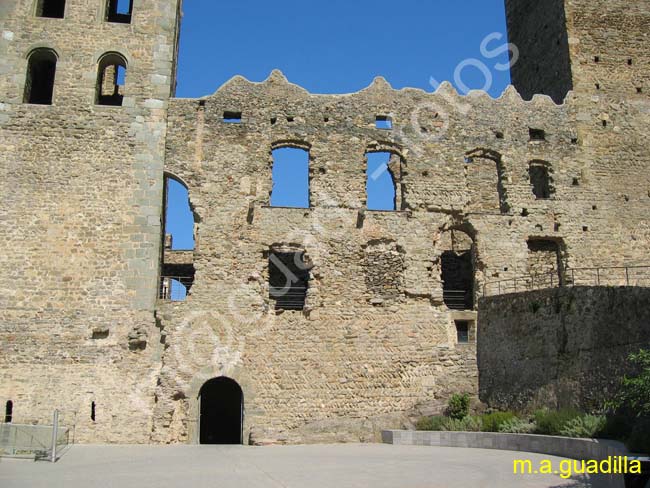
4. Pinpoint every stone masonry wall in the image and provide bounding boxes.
[478,286,650,412]
[152,62,649,443]
[1,0,650,445]
[0,0,181,442]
